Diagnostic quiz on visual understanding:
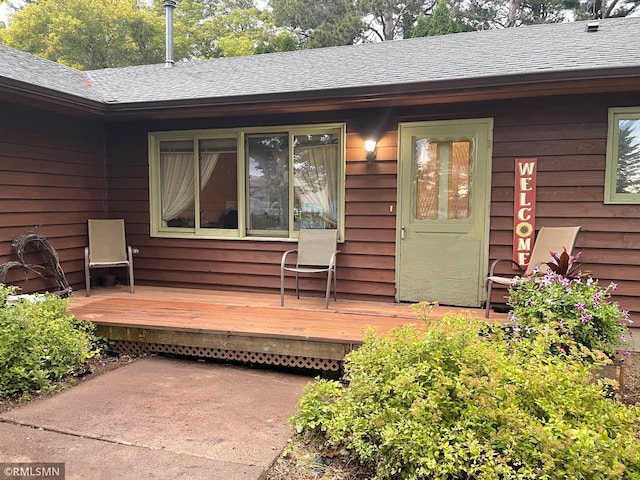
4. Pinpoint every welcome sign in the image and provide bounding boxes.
[513,158,537,269]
